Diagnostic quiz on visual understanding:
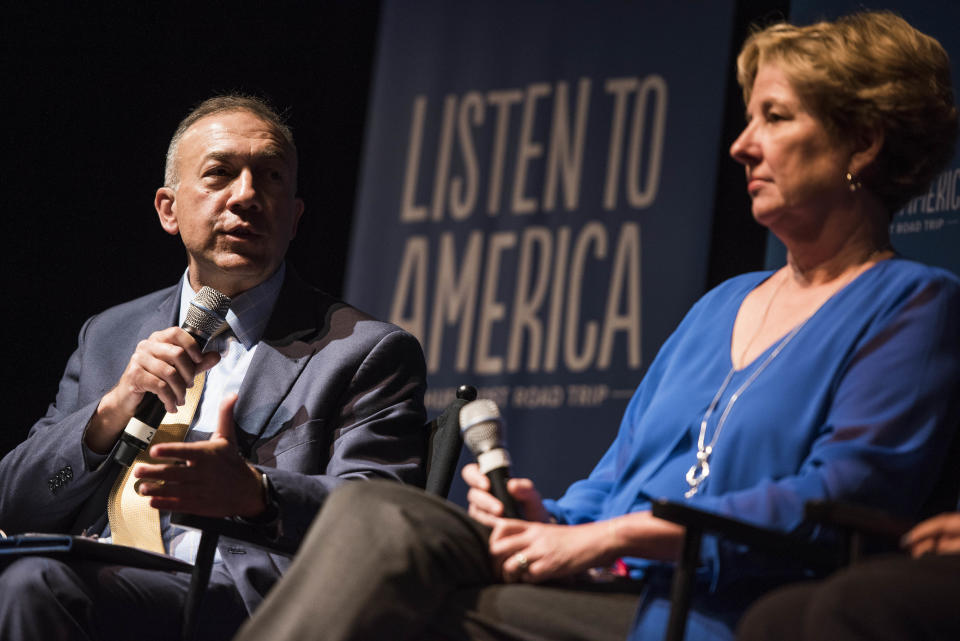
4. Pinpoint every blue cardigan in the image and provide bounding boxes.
[543,258,960,640]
